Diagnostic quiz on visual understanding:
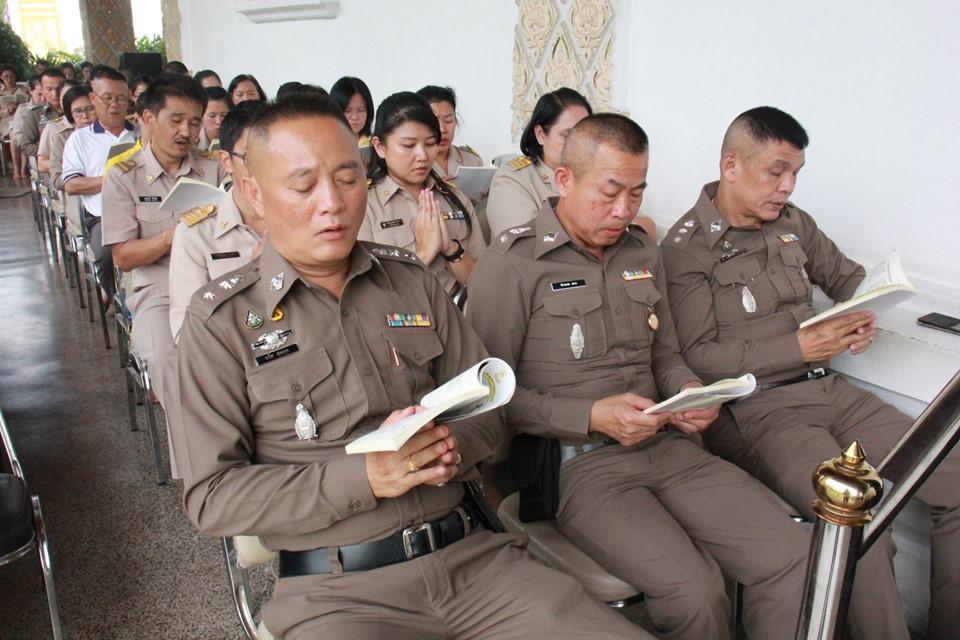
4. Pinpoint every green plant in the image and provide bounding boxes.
[40,49,85,68]
[0,19,33,78]
[136,34,166,63]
